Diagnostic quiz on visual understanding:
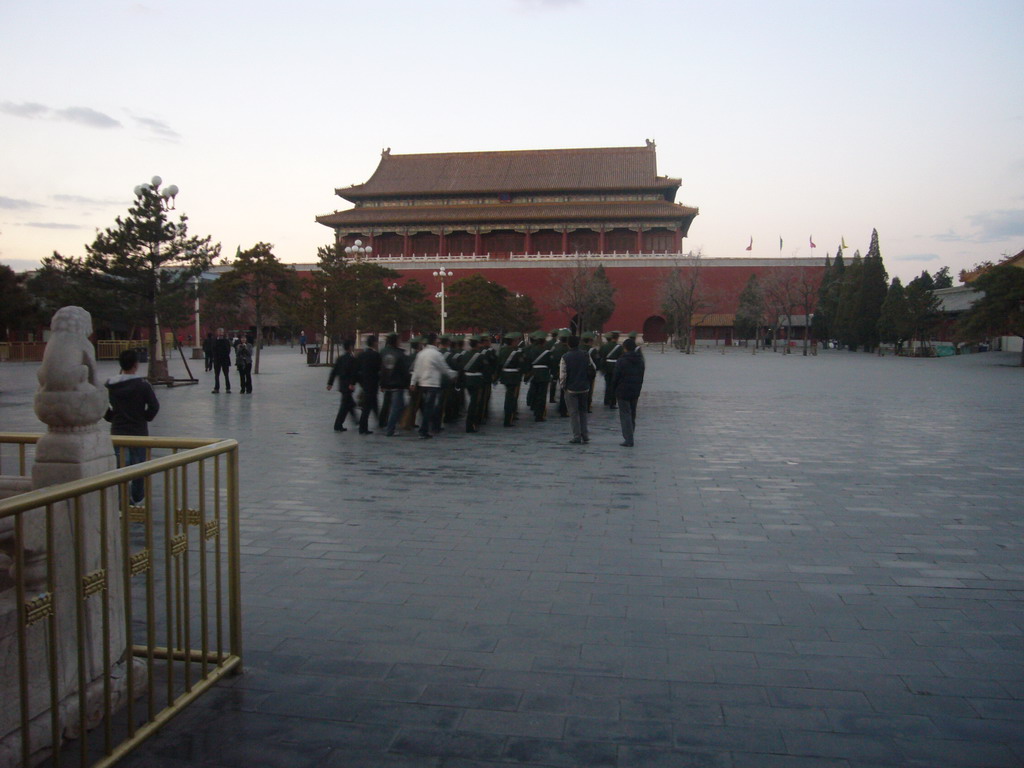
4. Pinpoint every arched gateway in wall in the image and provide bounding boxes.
[642,316,668,343]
